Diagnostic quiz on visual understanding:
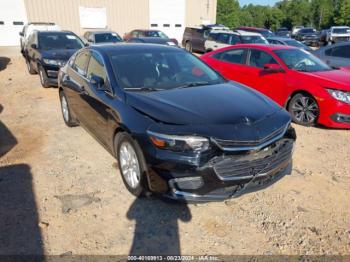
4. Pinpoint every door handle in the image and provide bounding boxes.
[78,85,88,95]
